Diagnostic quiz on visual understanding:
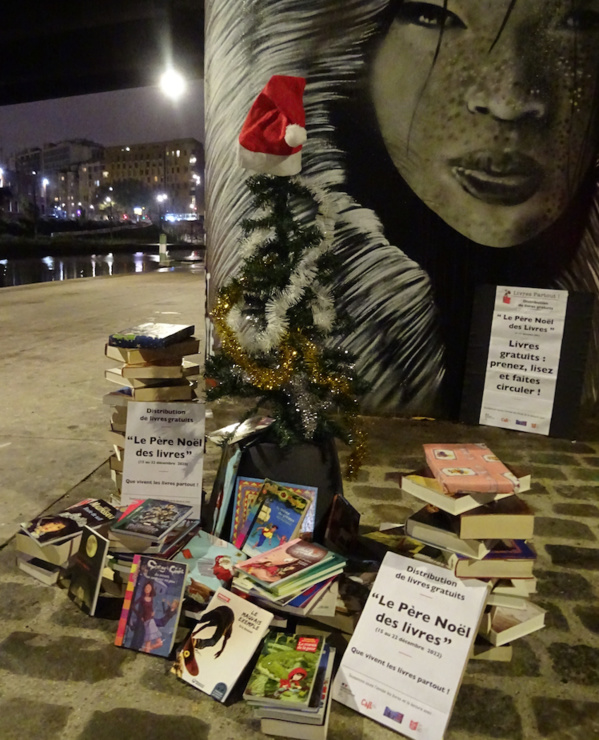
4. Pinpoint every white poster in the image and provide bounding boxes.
[332,552,488,740]
[122,401,205,517]
[479,287,568,435]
